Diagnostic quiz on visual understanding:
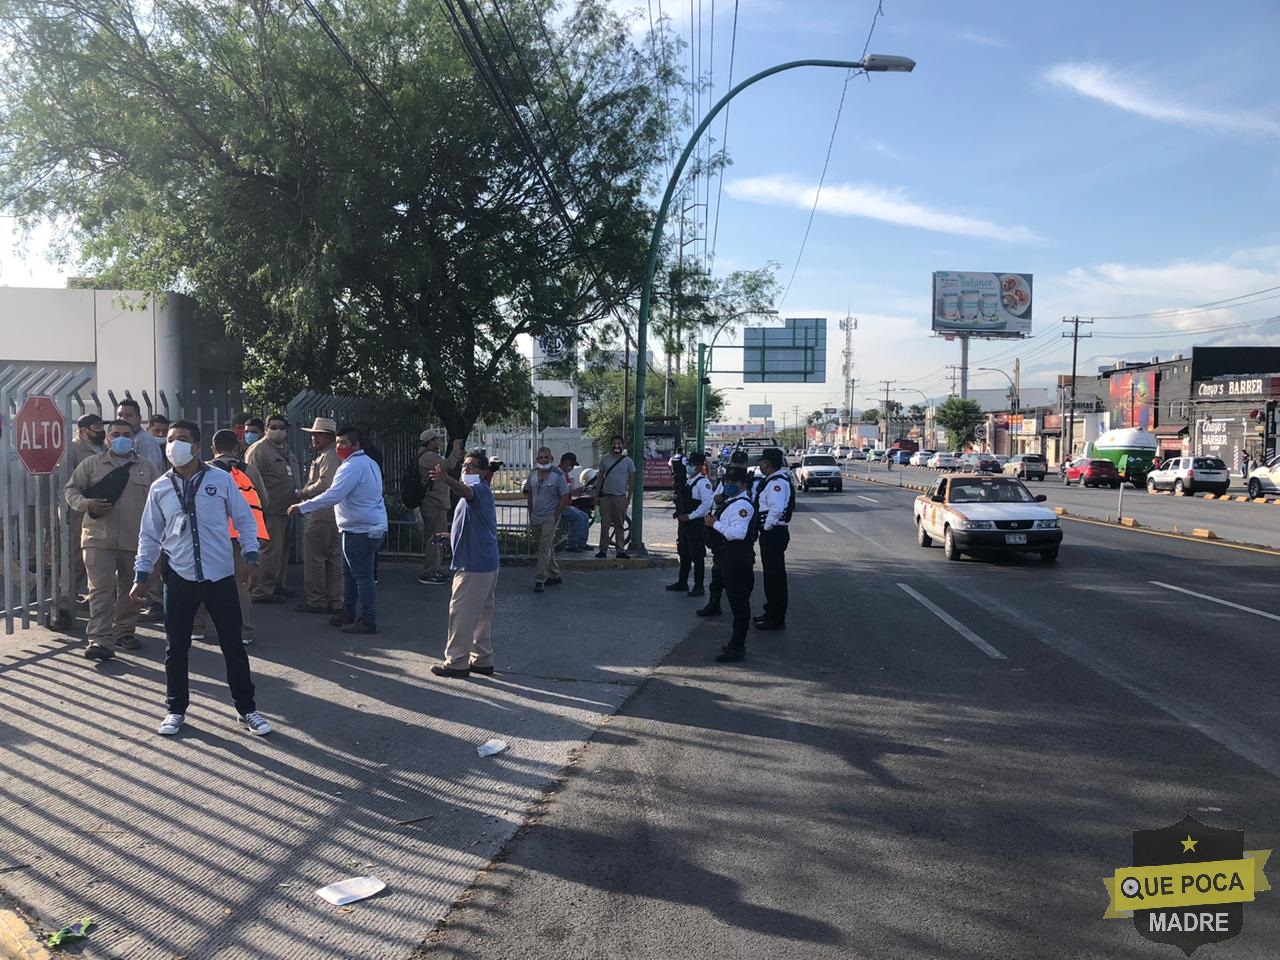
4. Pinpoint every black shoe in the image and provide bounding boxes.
[754,619,786,631]
[83,643,115,662]
[752,615,770,625]
[534,583,545,593]
[714,647,745,663]
[687,586,705,597]
[294,603,329,613]
[470,665,496,676]
[253,594,285,605]
[431,664,471,678]
[695,604,722,617]
[275,587,297,598]
[328,612,356,627]
[664,581,689,592]
[594,551,608,559]
[616,552,631,560]
[545,577,562,586]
